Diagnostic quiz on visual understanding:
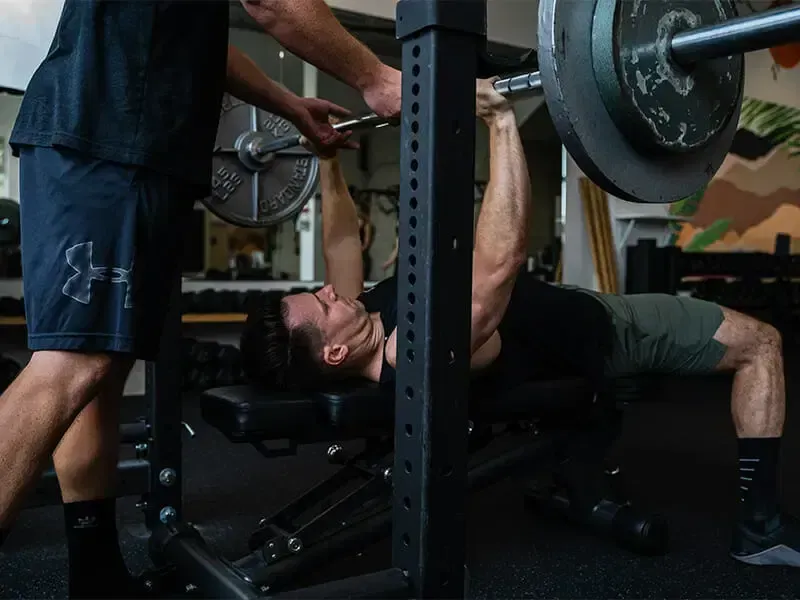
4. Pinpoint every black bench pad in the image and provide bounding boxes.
[201,378,594,443]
